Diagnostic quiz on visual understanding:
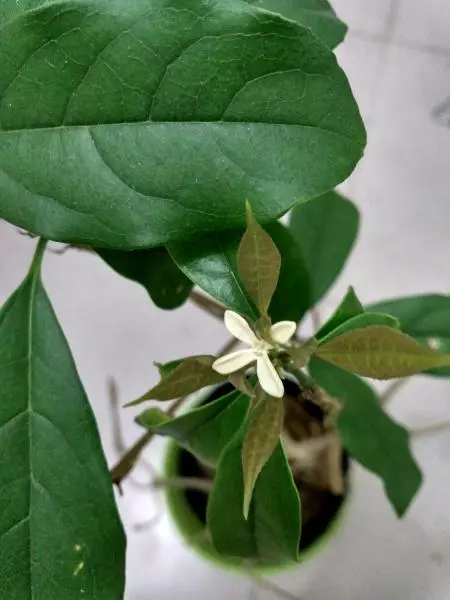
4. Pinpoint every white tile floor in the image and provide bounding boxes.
[1,0,450,598]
